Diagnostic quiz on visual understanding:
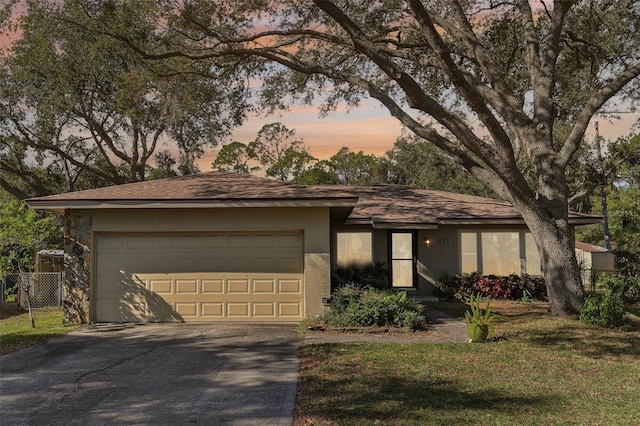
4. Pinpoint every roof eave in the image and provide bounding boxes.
[373,222,439,230]
[438,218,527,225]
[344,218,439,229]
[439,217,602,226]
[26,198,360,212]
[567,217,603,225]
